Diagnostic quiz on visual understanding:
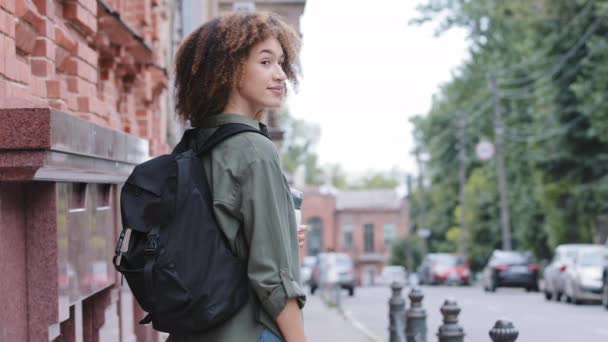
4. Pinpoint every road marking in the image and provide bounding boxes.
[341,309,382,342]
